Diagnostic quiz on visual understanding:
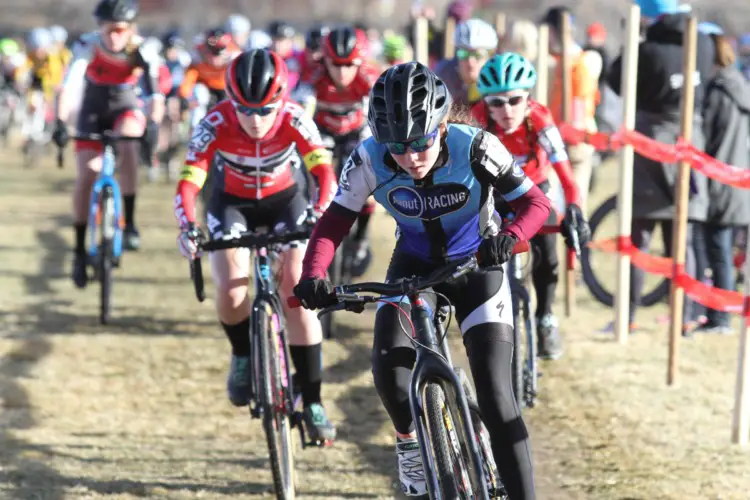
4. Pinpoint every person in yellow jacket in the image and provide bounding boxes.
[50,25,73,77]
